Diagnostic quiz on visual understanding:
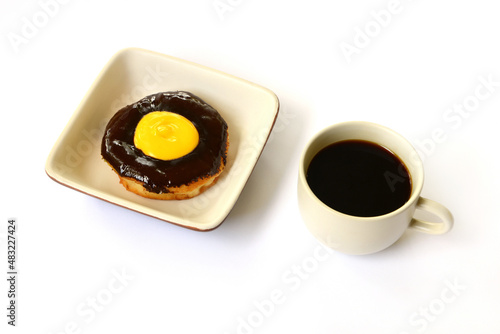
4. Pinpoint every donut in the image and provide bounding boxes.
[101,91,229,200]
